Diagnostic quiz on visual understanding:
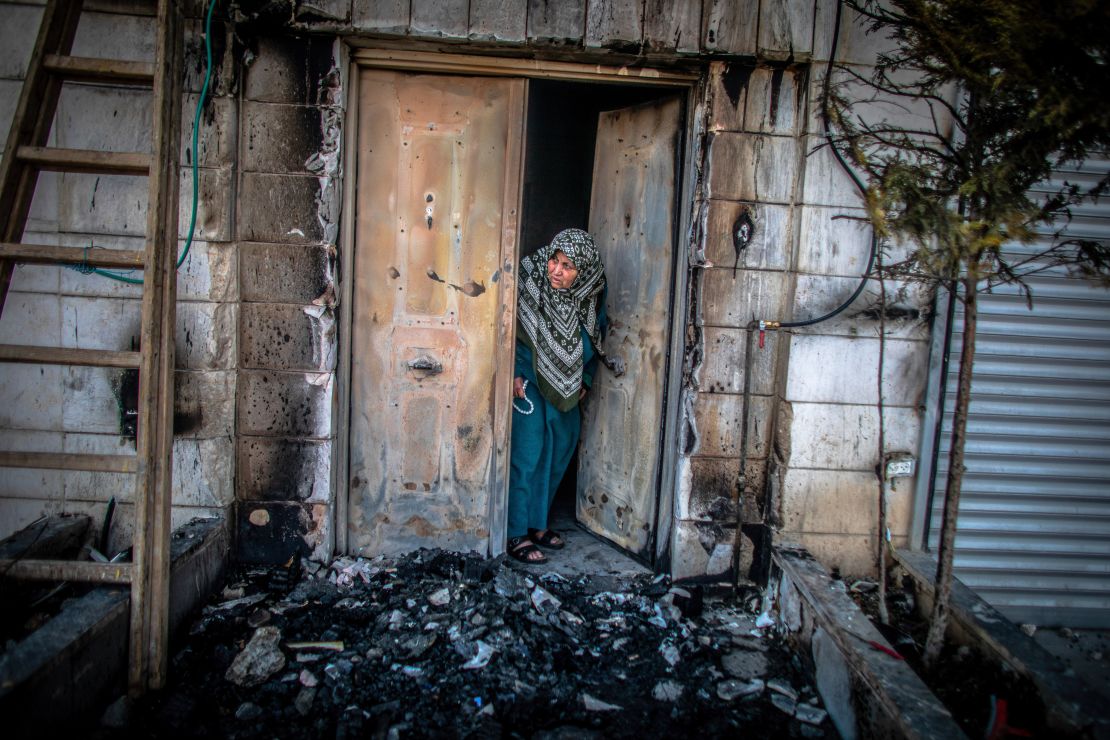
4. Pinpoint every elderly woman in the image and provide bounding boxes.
[507,228,618,564]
